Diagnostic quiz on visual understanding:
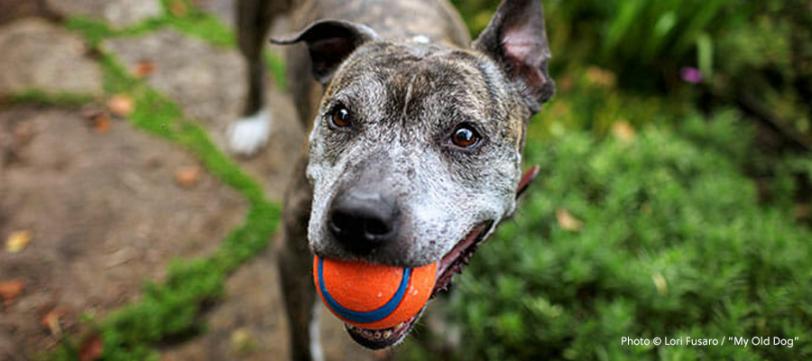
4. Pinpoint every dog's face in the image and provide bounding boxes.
[307,41,530,266]
[274,0,553,349]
